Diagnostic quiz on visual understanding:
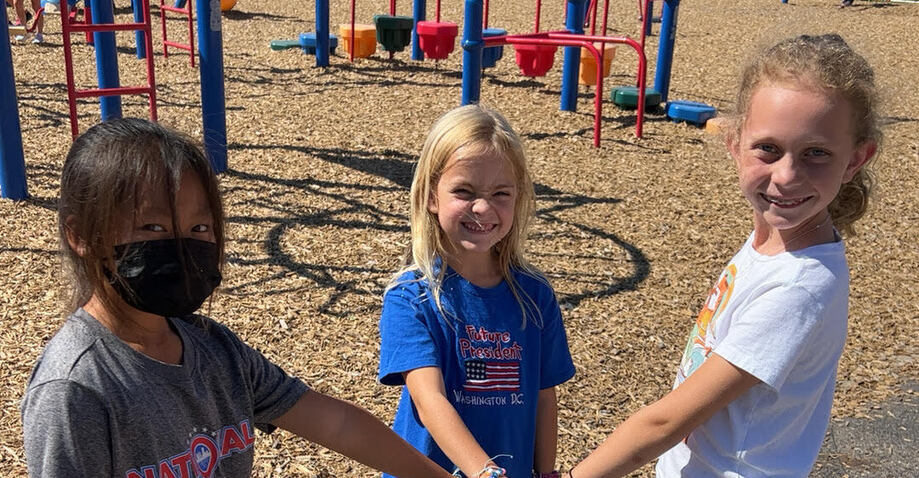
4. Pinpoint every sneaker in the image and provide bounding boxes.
[44,2,60,13]
[13,34,26,42]
[838,0,854,7]
[31,33,43,44]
